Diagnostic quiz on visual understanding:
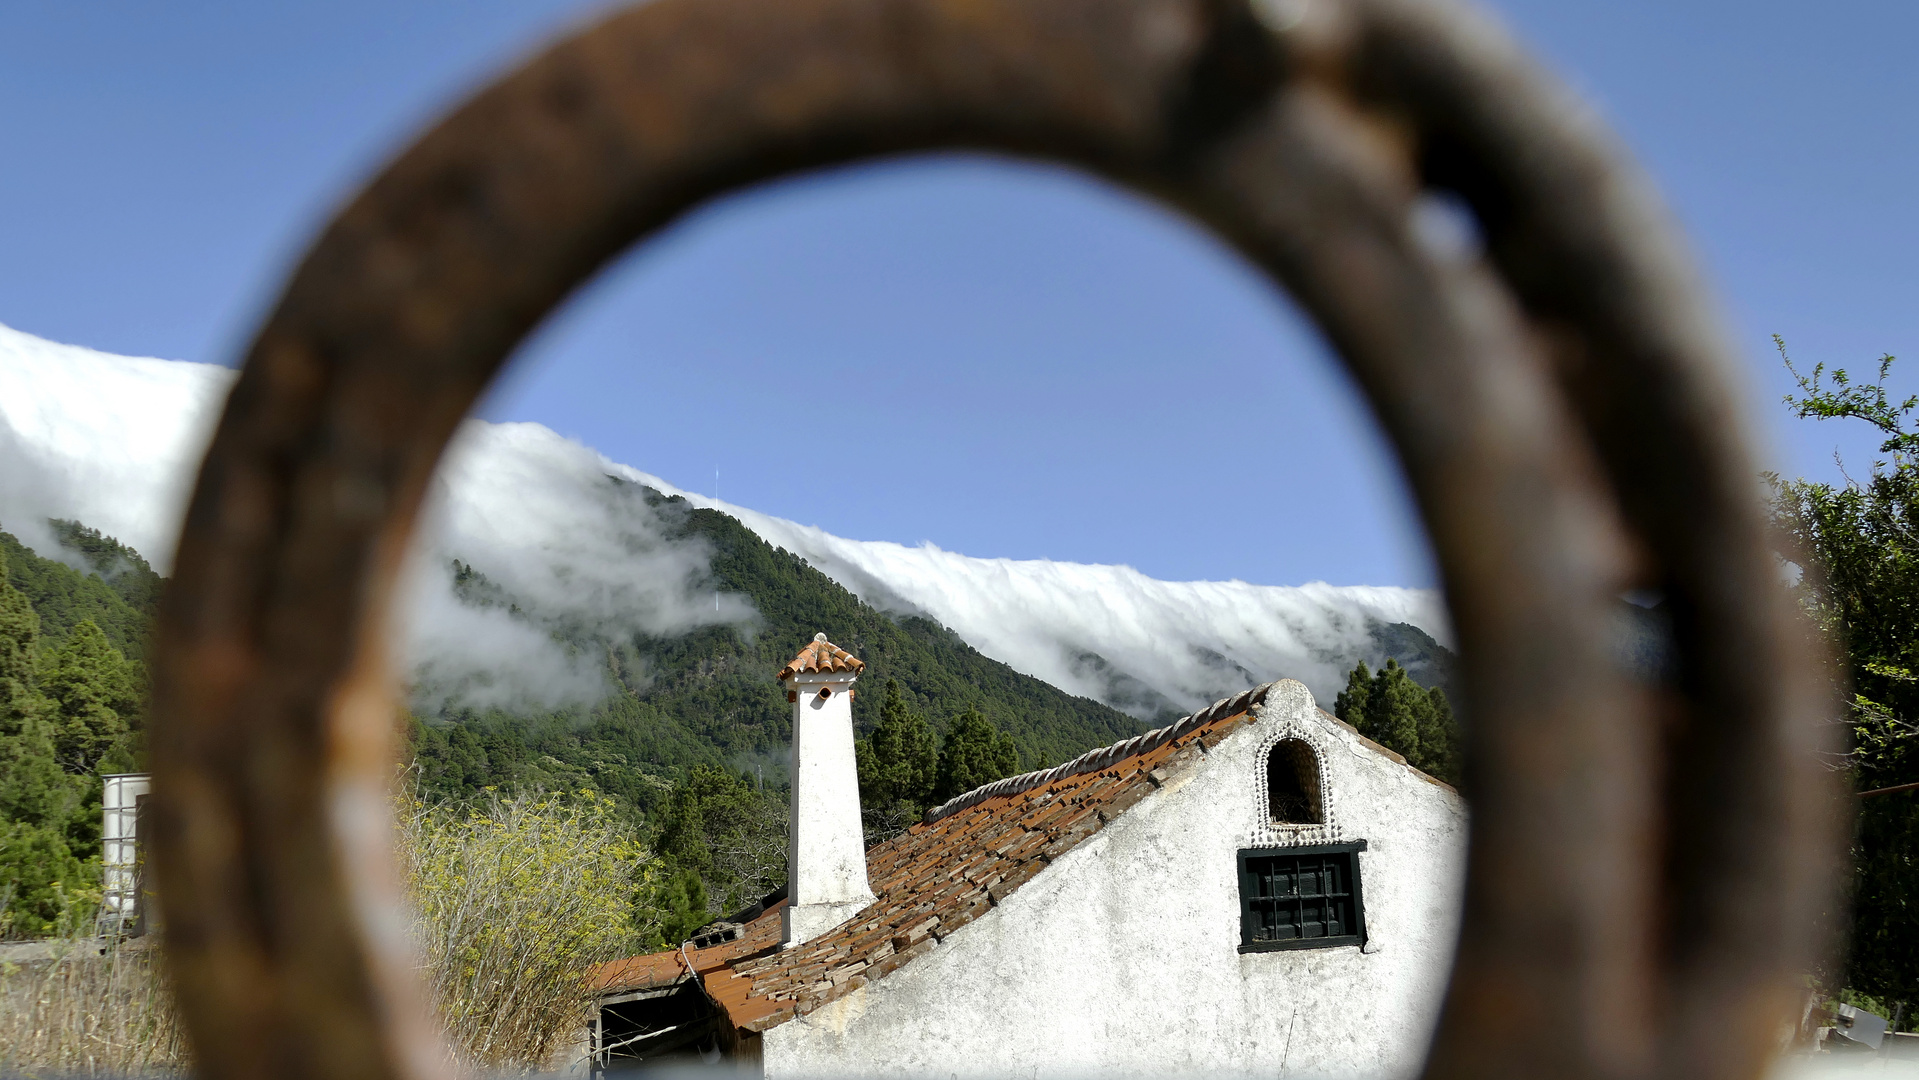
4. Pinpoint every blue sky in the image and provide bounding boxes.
[2,0,1914,588]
